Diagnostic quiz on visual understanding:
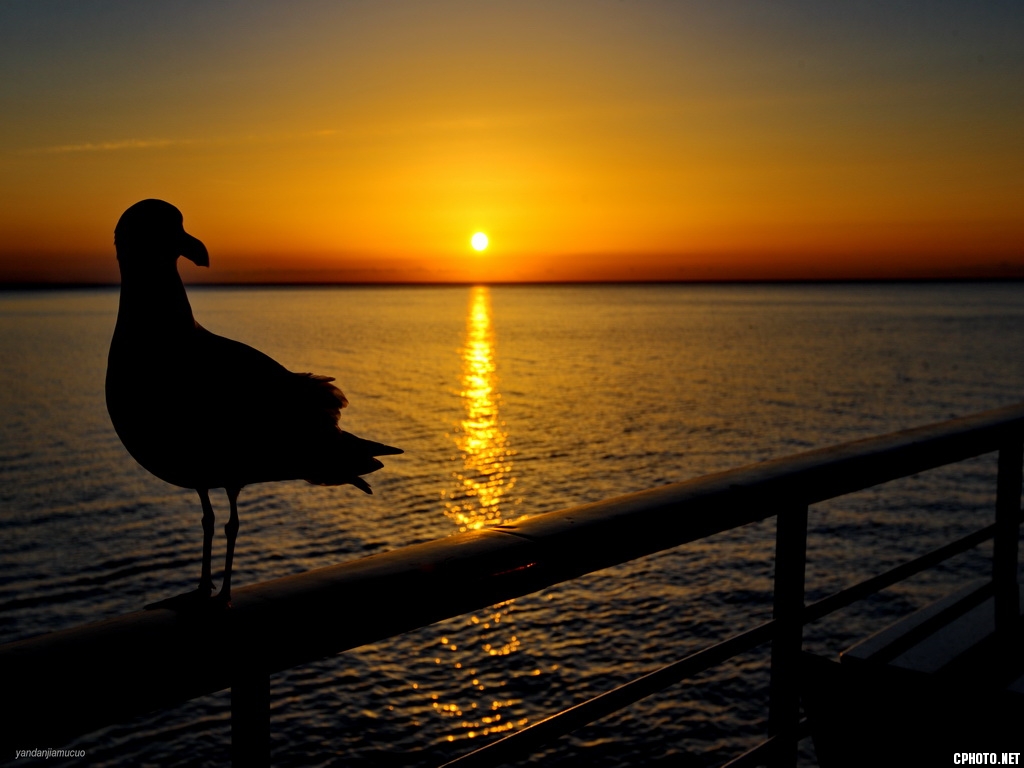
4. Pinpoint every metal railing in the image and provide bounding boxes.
[2,402,1022,767]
